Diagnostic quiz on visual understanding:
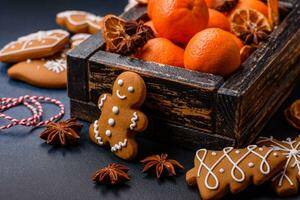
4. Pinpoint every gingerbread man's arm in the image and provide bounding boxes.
[128,110,148,132]
[97,93,111,110]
